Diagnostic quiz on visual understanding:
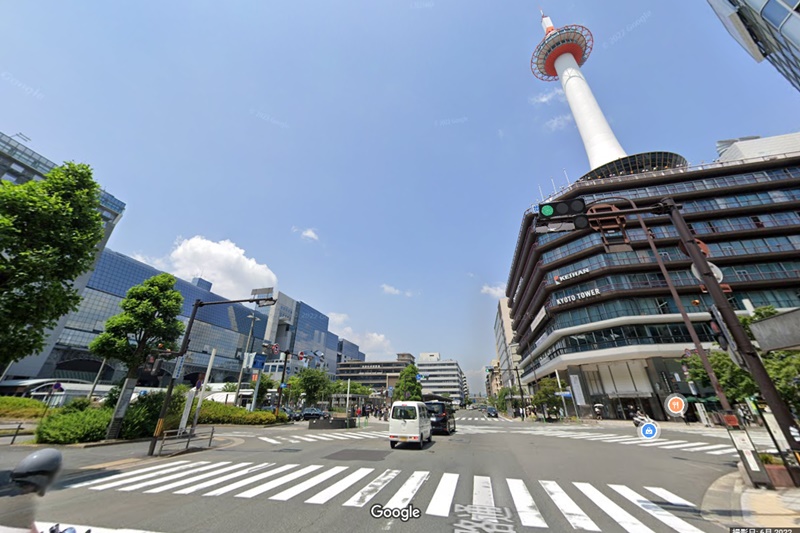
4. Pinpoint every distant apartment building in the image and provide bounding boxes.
[485,360,502,397]
[335,353,414,391]
[417,352,467,405]
[0,131,125,378]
